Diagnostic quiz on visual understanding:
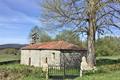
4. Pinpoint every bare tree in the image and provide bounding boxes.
[29,26,40,44]
[41,0,120,67]
[29,26,52,44]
